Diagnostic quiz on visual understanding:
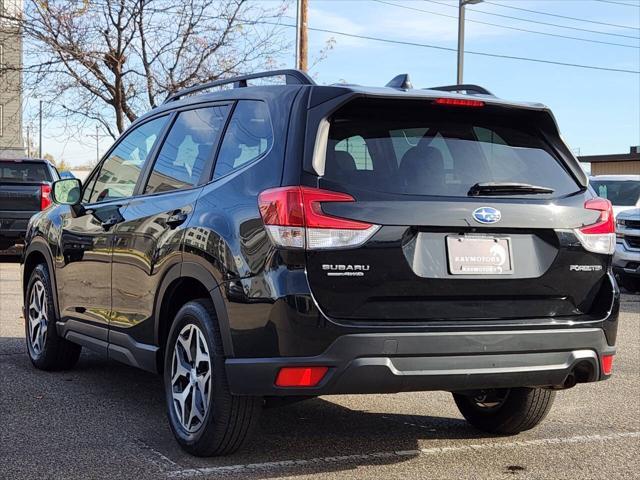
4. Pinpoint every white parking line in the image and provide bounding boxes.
[167,431,640,478]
